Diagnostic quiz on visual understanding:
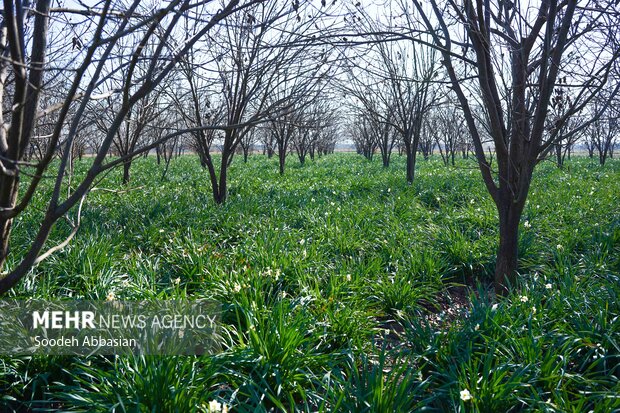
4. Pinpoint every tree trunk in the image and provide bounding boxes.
[406,147,415,184]
[555,144,563,167]
[122,160,131,185]
[382,149,390,167]
[279,151,286,175]
[495,201,523,294]
[215,158,228,204]
[204,154,220,204]
[0,178,19,269]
